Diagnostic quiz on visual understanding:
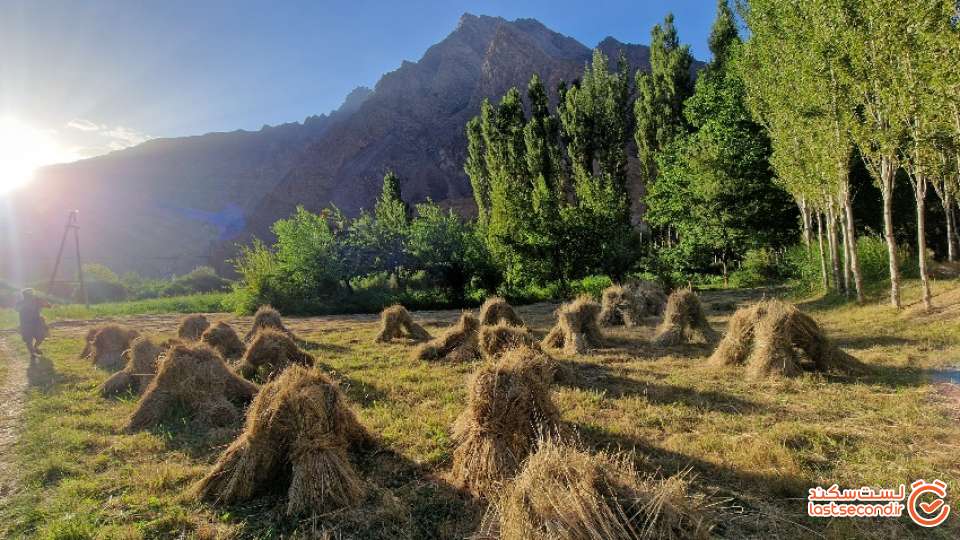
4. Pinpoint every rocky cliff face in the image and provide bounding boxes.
[2,14,694,280]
